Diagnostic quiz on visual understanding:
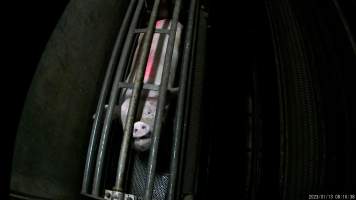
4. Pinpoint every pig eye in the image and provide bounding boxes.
[147,111,151,114]
[142,125,146,129]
